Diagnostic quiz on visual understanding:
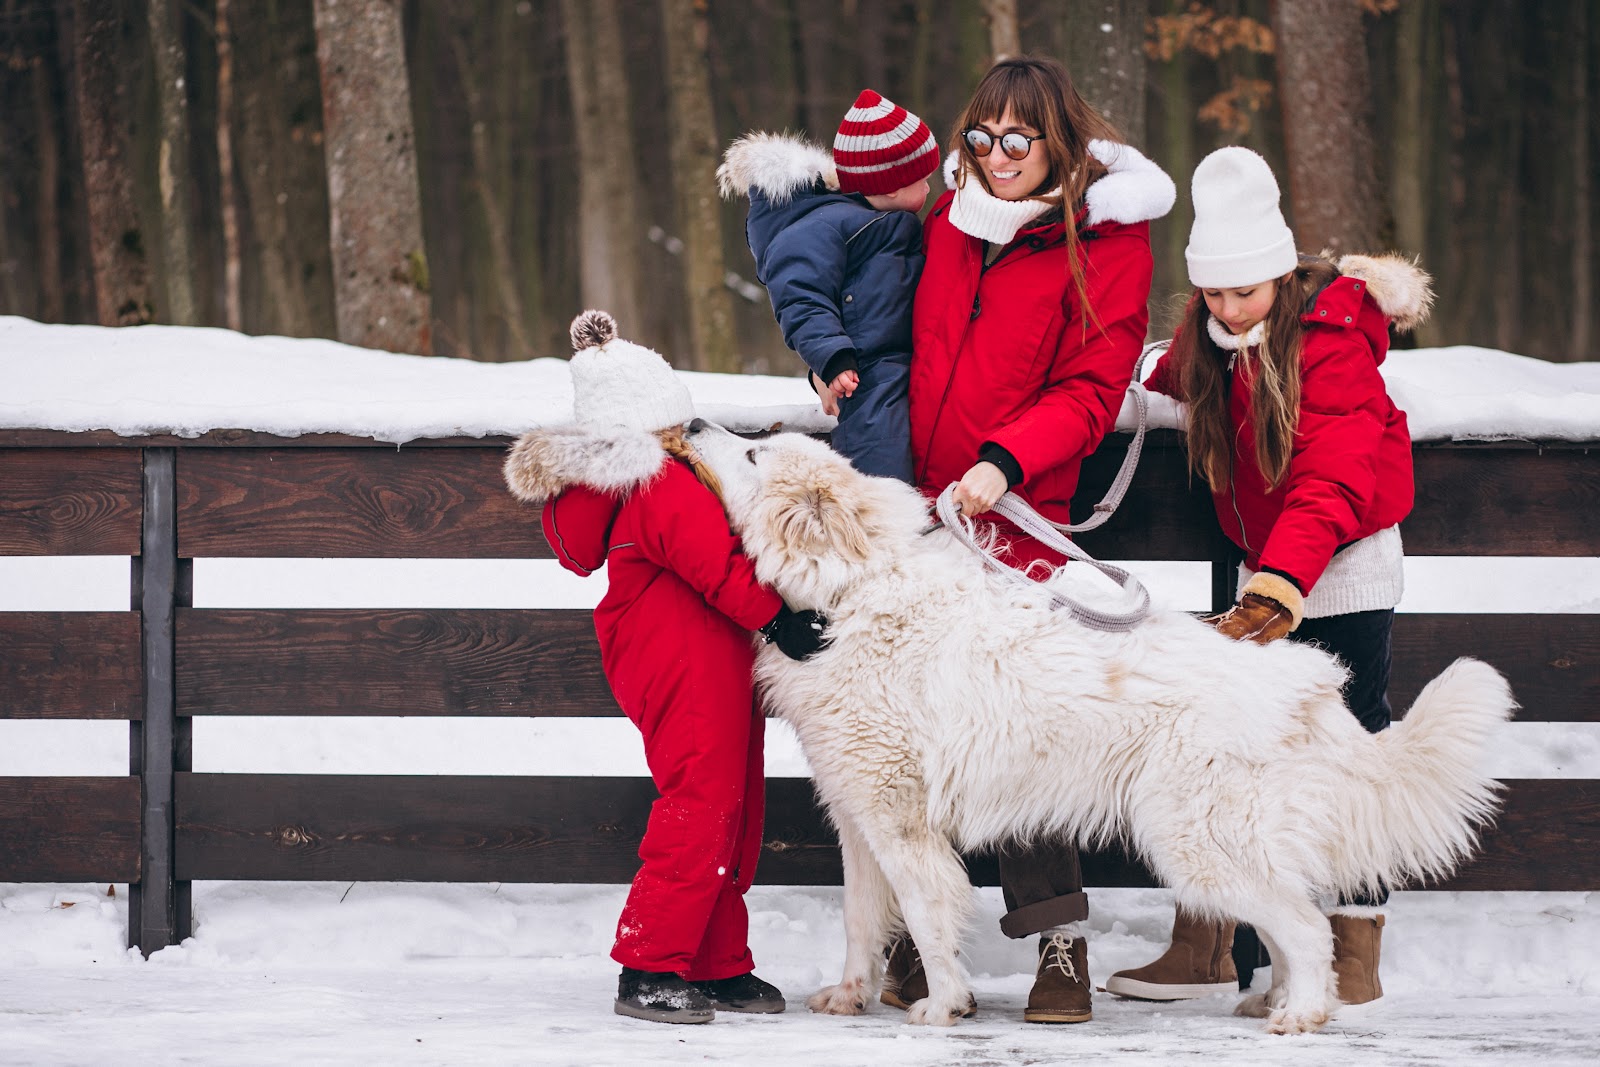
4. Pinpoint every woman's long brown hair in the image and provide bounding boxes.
[656,426,725,504]
[1173,256,1340,492]
[950,56,1121,328]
